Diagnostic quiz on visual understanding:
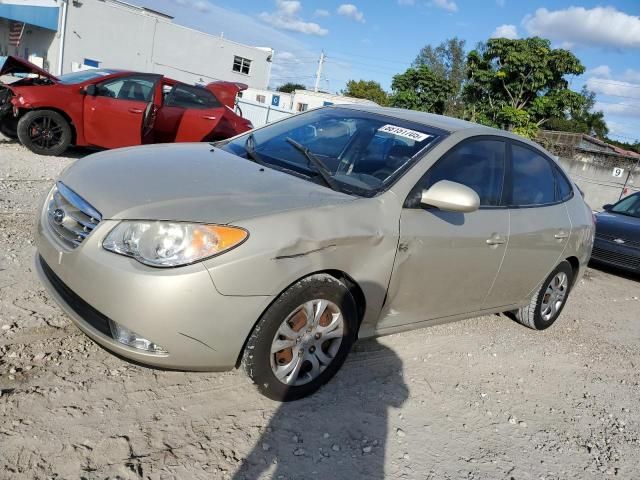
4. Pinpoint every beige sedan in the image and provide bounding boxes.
[35,106,594,400]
